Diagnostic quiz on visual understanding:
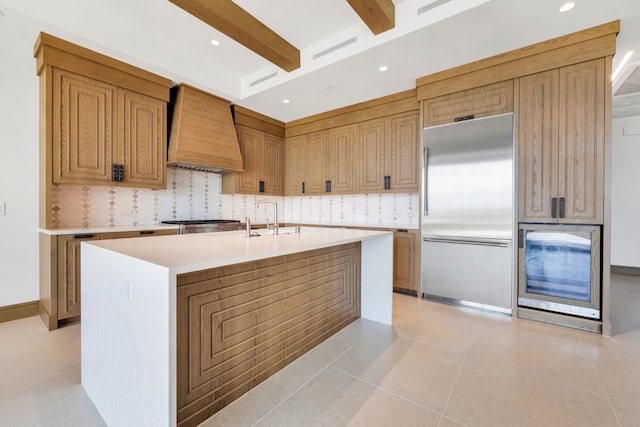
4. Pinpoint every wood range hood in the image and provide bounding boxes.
[167,83,244,173]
